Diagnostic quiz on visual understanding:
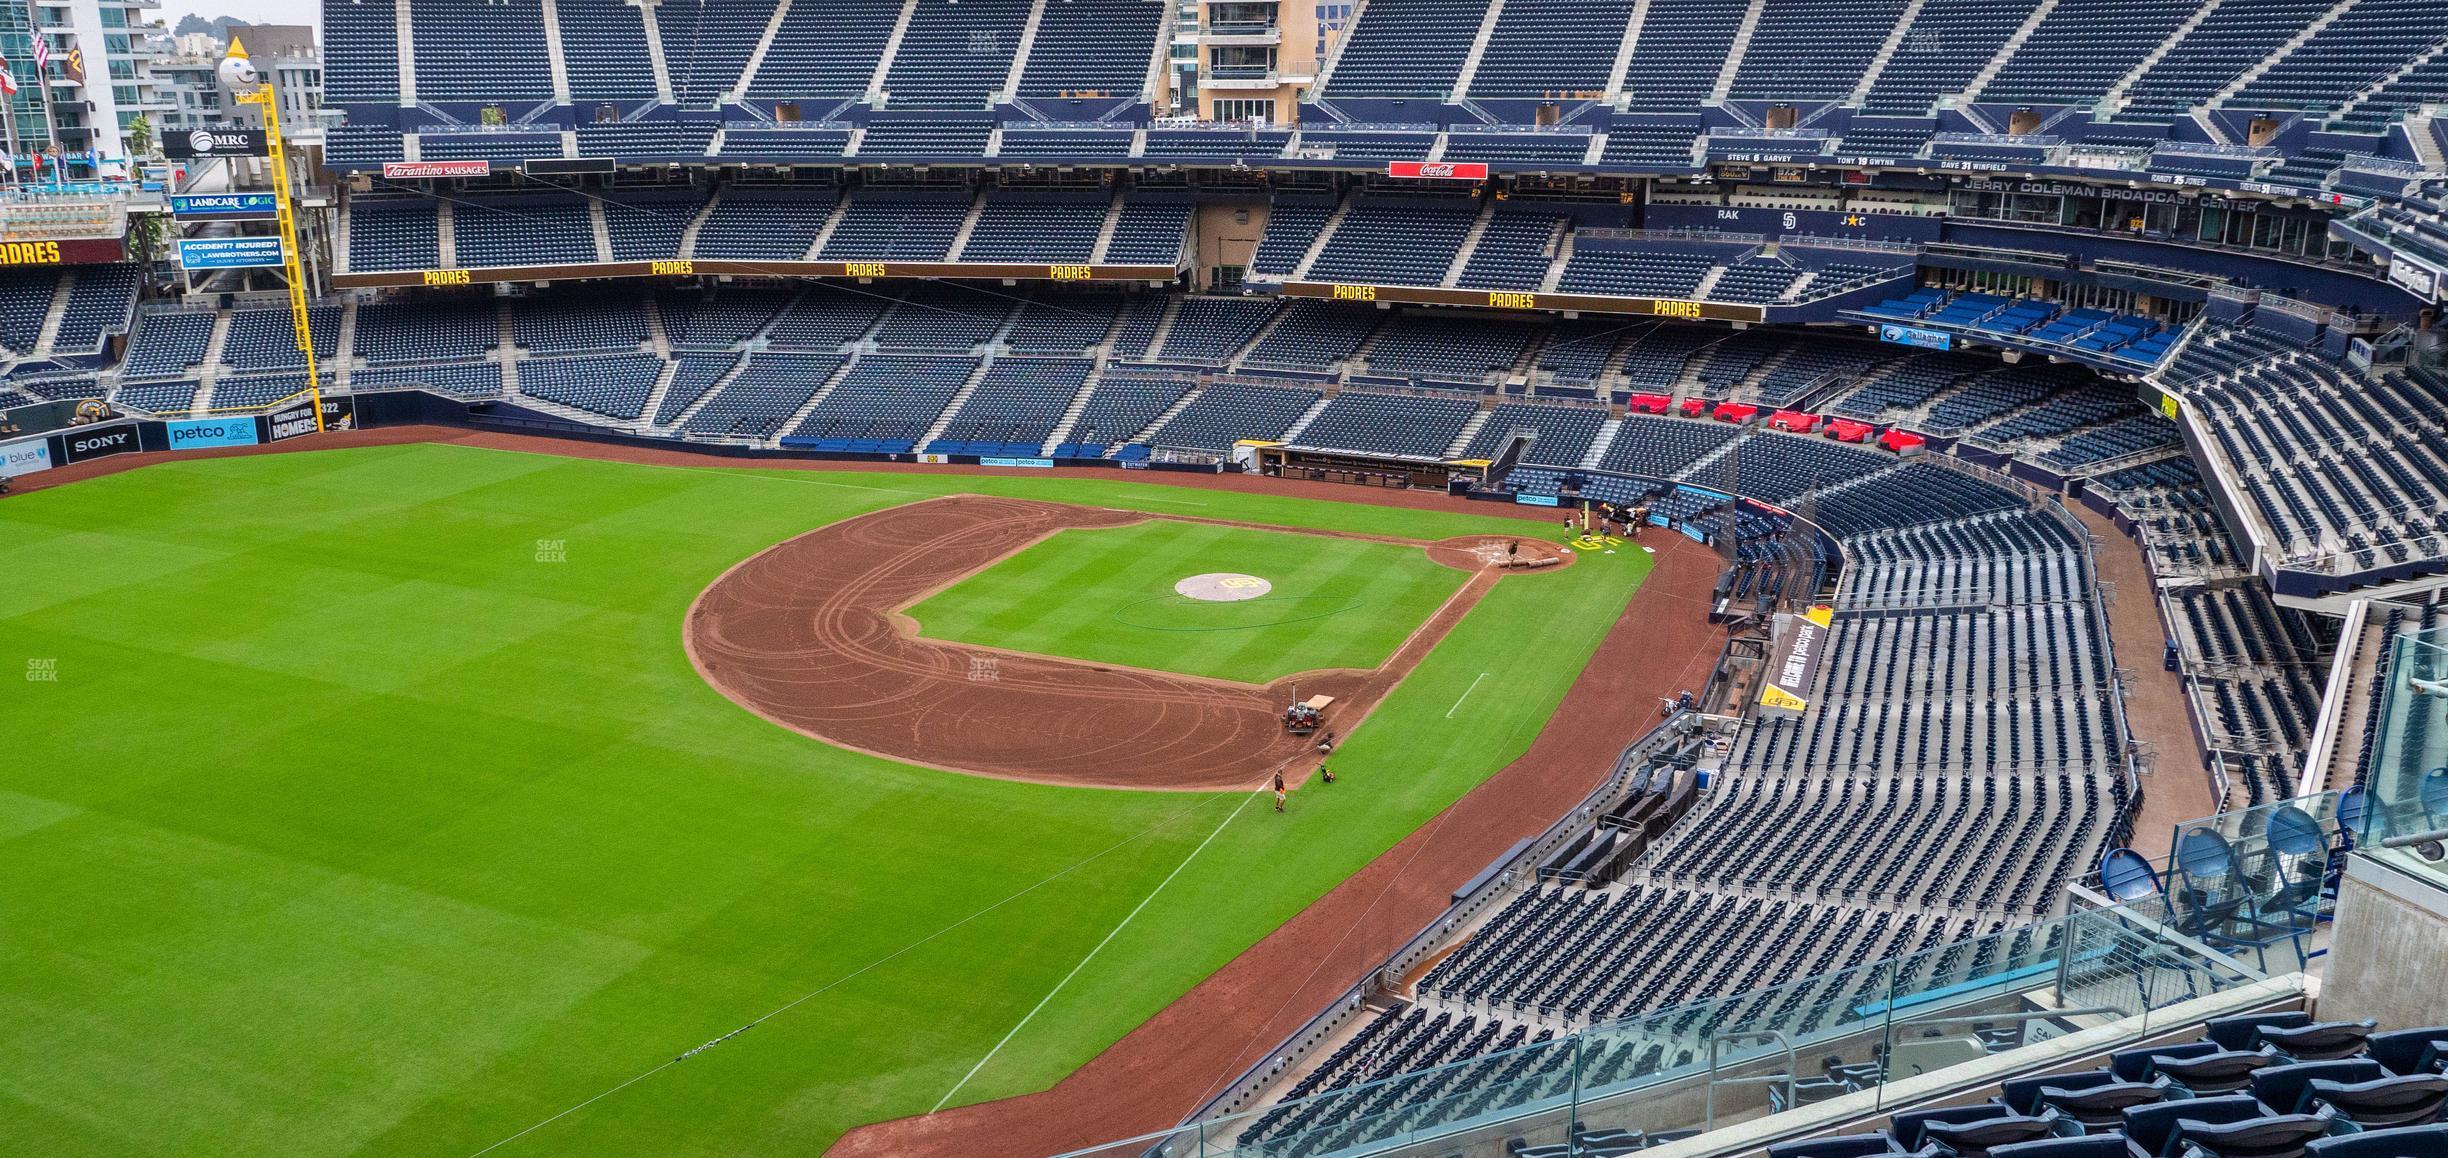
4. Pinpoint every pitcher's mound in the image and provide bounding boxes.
[1175,573,1272,602]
